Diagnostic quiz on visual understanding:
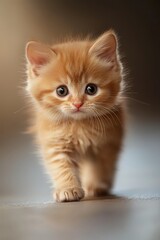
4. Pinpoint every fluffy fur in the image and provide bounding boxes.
[25,30,126,202]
